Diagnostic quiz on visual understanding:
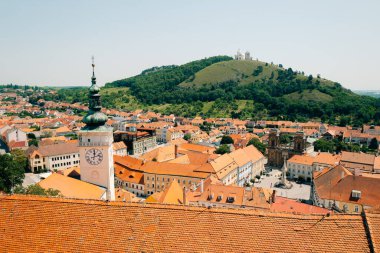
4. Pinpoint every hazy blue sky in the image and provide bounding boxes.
[0,0,379,90]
